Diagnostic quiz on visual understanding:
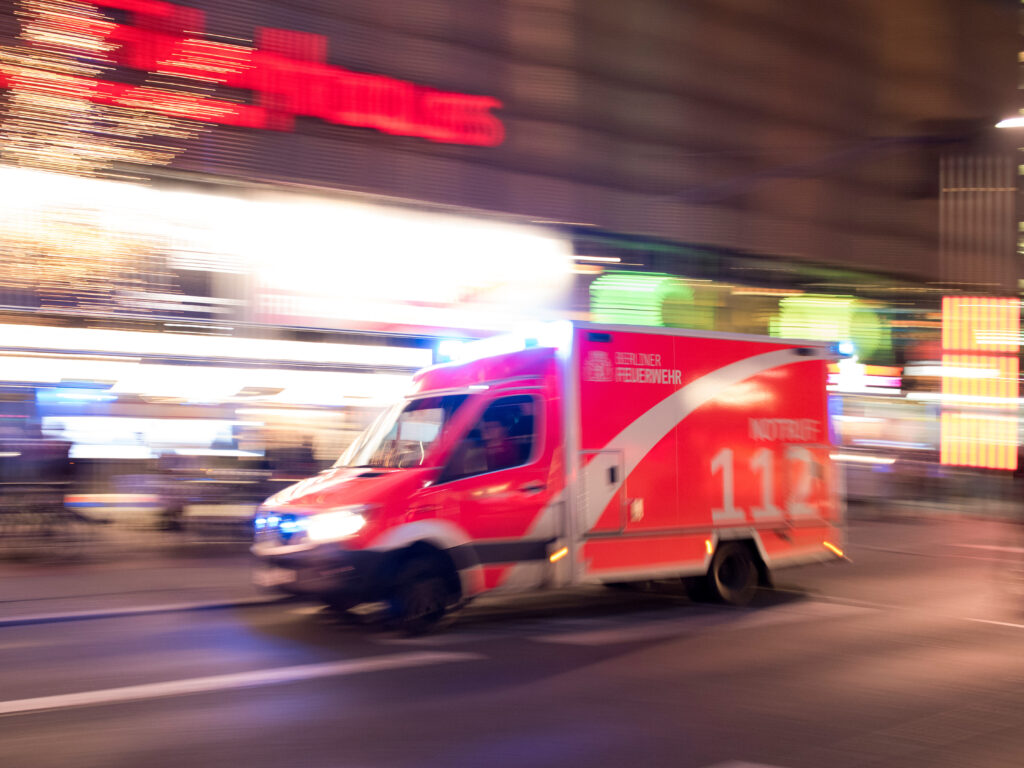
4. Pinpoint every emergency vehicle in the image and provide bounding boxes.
[252,322,845,632]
